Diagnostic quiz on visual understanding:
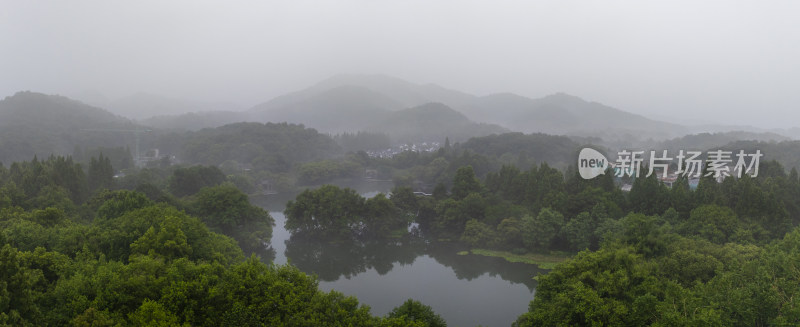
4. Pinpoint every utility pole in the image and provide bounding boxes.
[81,126,152,167]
